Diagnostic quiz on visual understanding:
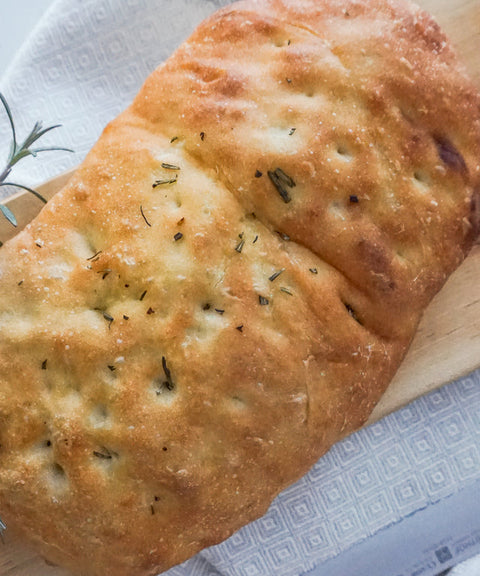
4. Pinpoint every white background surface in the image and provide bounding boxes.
[0,0,54,78]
